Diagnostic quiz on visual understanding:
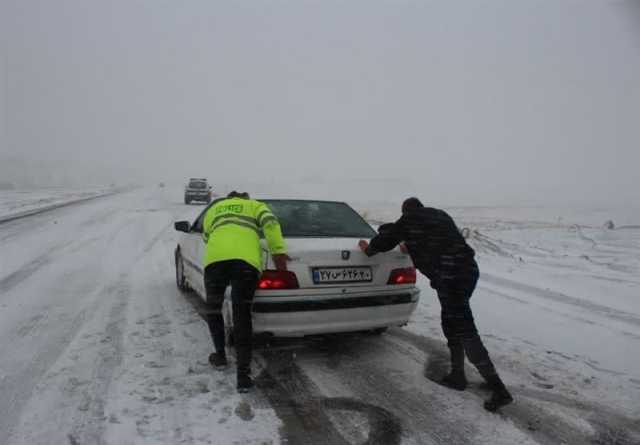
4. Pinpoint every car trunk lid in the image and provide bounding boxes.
[263,237,412,289]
